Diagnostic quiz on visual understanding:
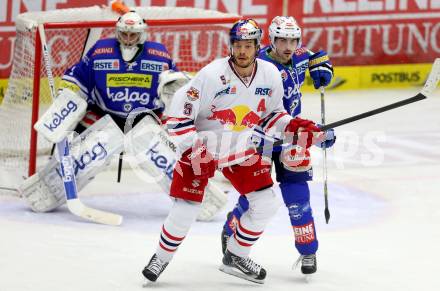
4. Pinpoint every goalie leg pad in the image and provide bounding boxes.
[19,115,125,212]
[126,114,227,221]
